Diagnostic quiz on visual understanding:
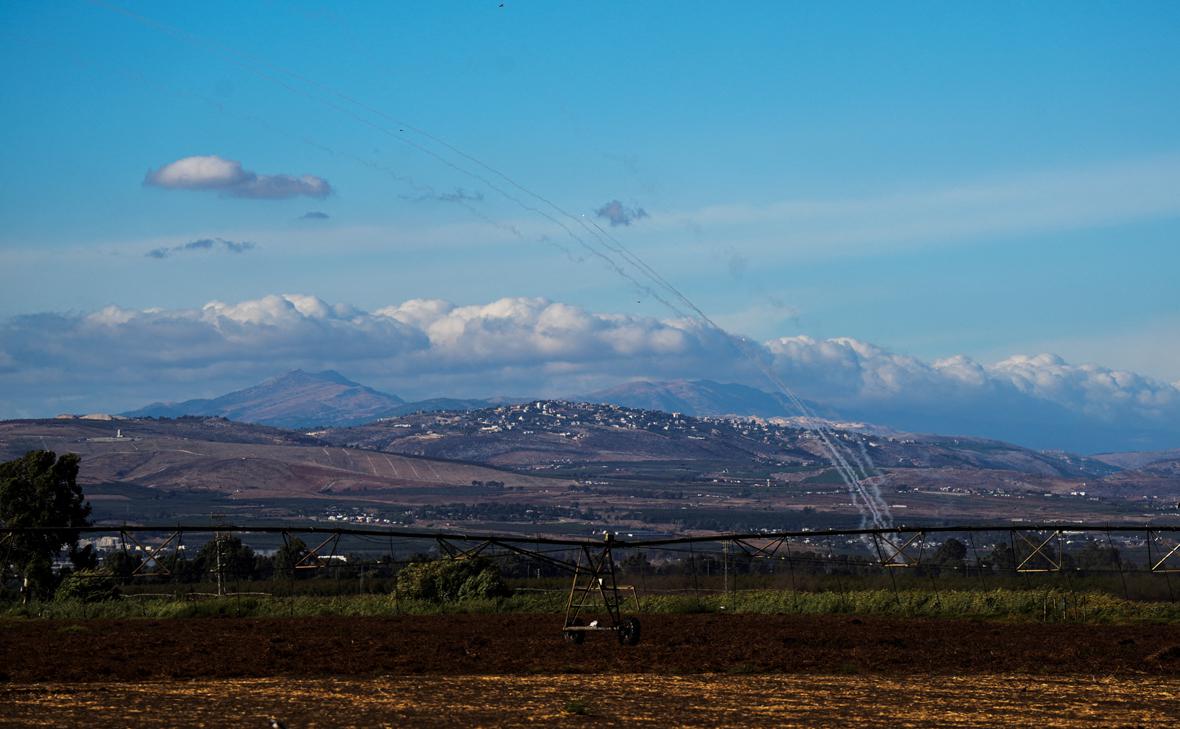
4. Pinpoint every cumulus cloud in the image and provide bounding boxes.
[146,238,256,259]
[761,337,1180,452]
[2,294,1178,452]
[595,199,648,226]
[144,155,332,199]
